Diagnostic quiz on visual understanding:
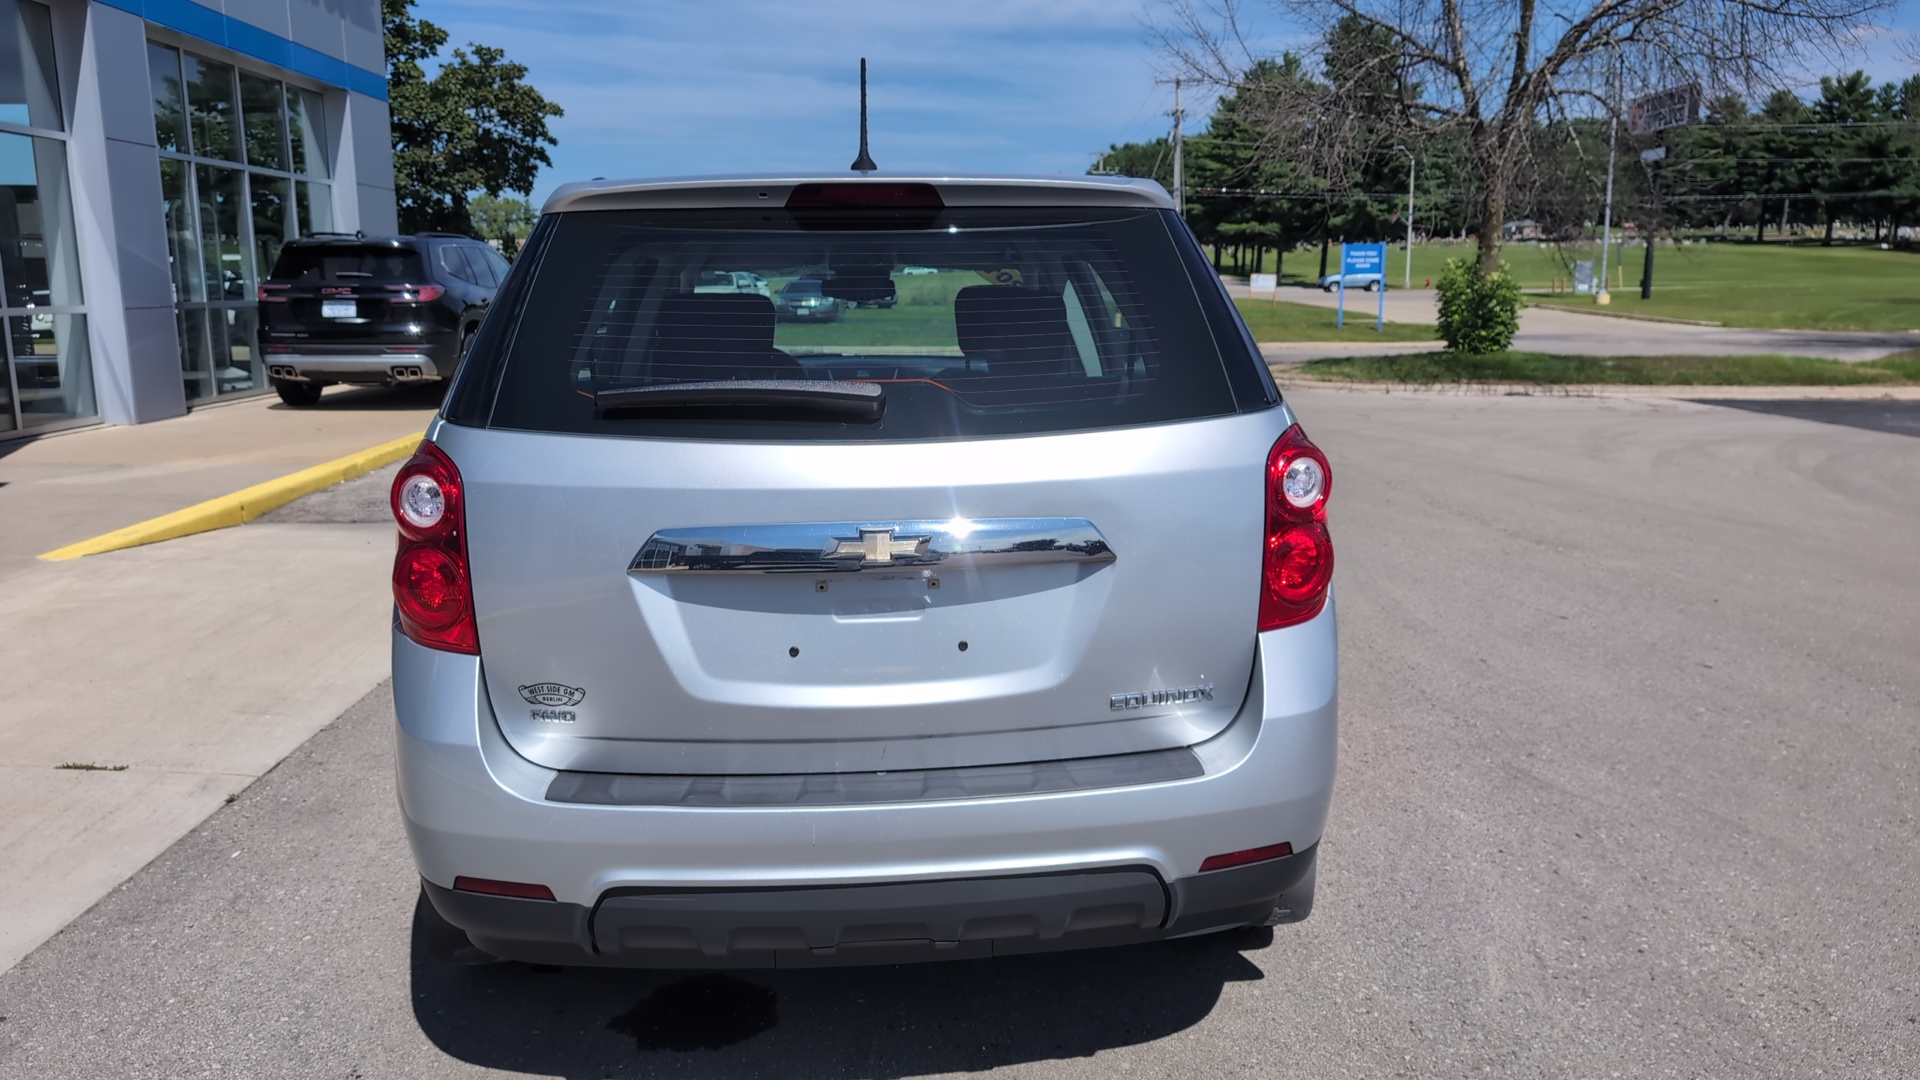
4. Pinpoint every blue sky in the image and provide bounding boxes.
[416,0,1920,207]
